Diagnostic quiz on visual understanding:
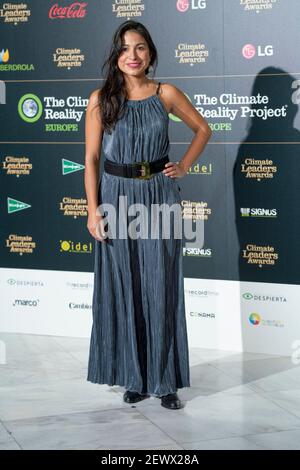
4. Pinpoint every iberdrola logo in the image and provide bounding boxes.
[62,158,85,175]
[249,313,261,326]
[0,49,9,63]
[7,197,31,214]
